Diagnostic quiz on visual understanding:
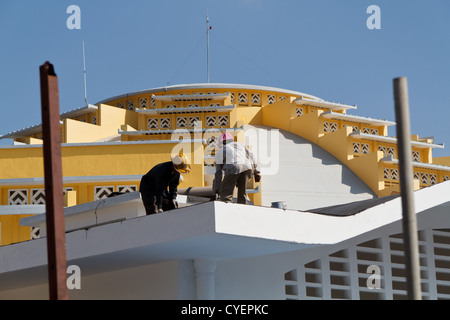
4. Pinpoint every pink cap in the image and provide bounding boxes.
[218,132,233,145]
